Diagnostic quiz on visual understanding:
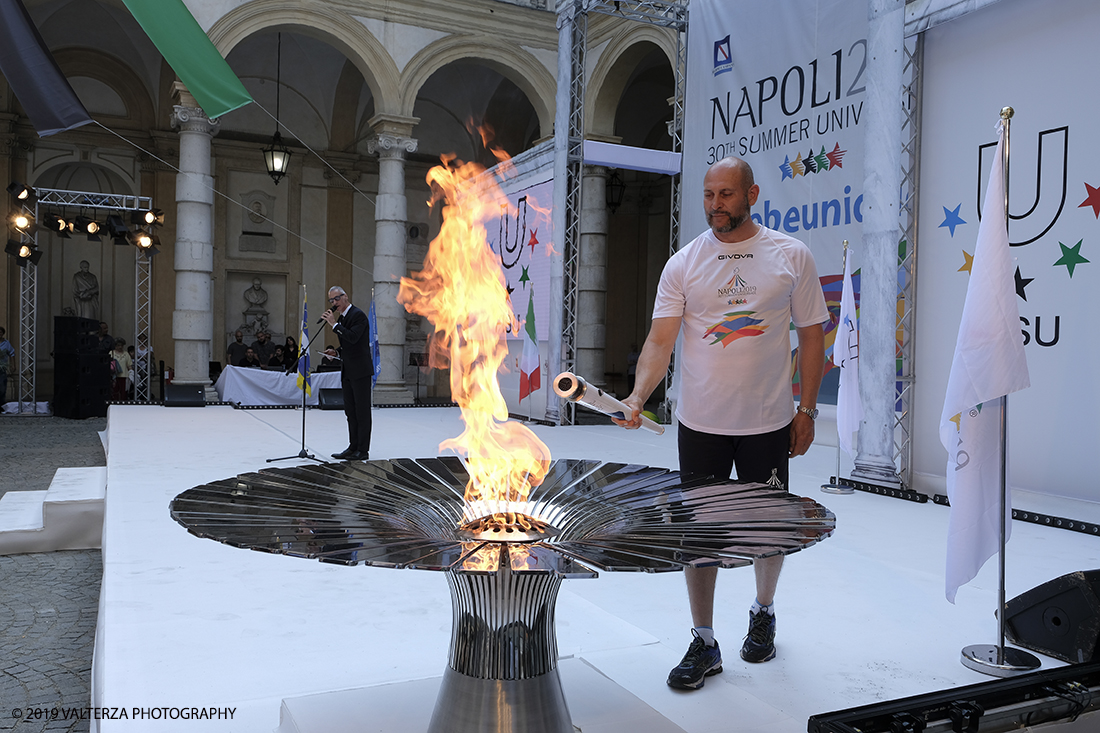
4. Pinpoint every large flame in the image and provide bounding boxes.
[398,151,551,509]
